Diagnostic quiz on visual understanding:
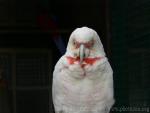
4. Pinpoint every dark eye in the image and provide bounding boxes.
[73,40,80,48]
[91,40,94,47]
[73,40,76,45]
